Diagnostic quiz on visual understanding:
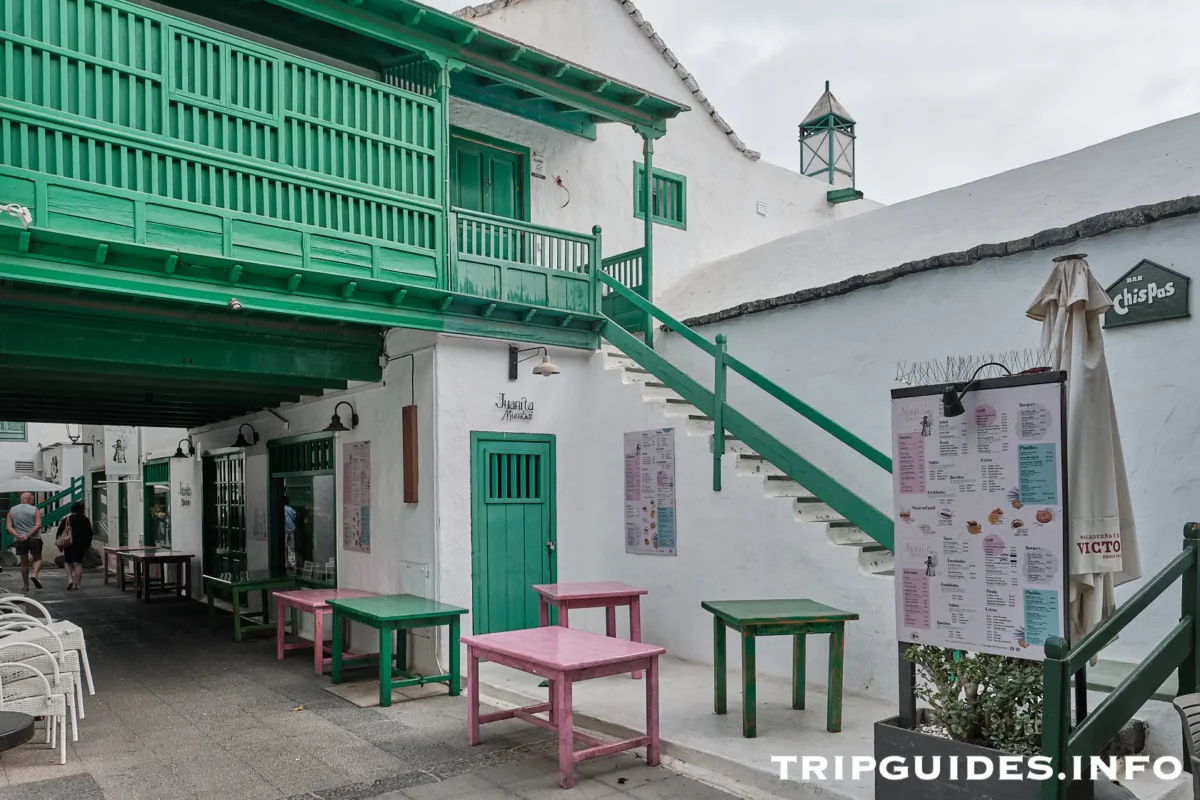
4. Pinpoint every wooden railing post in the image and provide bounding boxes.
[640,133,655,350]
[1180,522,1200,696]
[1041,635,1072,800]
[712,334,727,491]
[591,225,603,318]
